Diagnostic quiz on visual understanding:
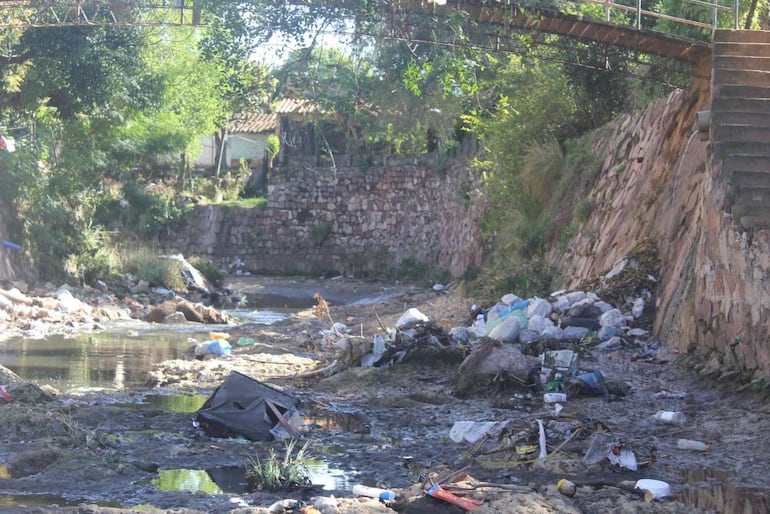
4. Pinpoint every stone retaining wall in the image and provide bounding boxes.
[547,72,770,381]
[165,154,489,277]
